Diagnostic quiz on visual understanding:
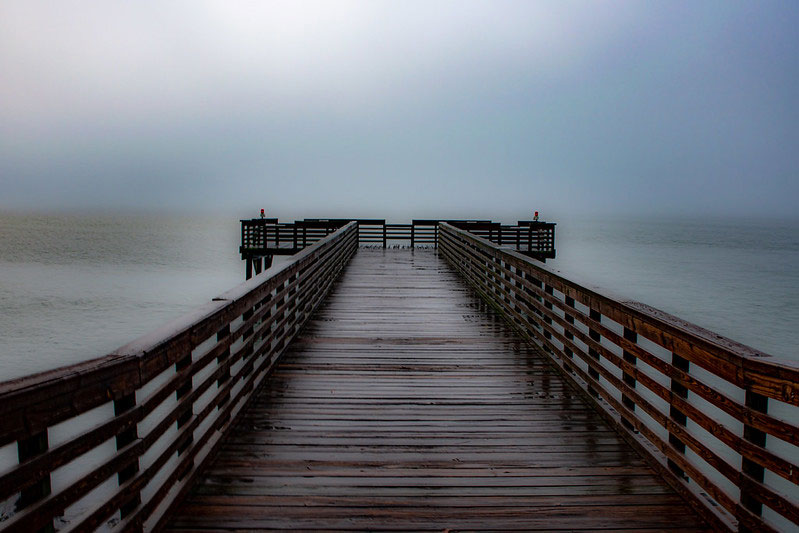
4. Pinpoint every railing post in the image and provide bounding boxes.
[287,273,298,332]
[528,276,542,319]
[216,324,231,421]
[411,224,415,247]
[621,327,638,430]
[483,251,495,293]
[667,353,689,478]
[740,390,768,530]
[521,273,540,332]
[114,392,141,518]
[382,223,387,248]
[528,224,533,252]
[511,265,523,327]
[492,256,502,300]
[503,260,513,305]
[550,225,555,253]
[587,309,601,397]
[242,304,256,375]
[543,284,554,341]
[272,282,286,354]
[175,350,193,479]
[564,296,575,362]
[17,430,54,533]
